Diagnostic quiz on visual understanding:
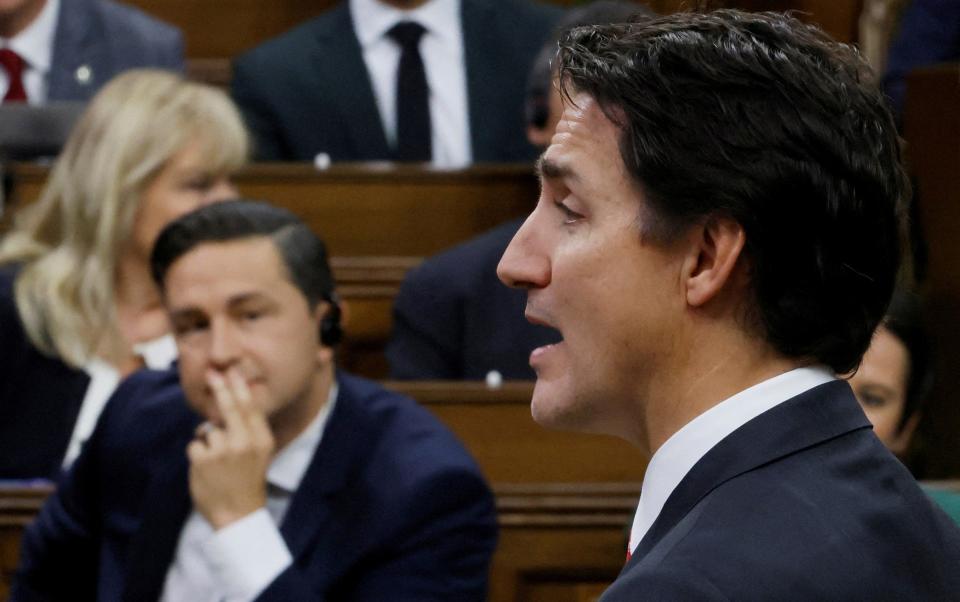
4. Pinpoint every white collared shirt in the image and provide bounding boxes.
[62,334,179,468]
[350,0,471,167]
[0,0,60,104]
[628,366,836,554]
[160,382,339,602]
